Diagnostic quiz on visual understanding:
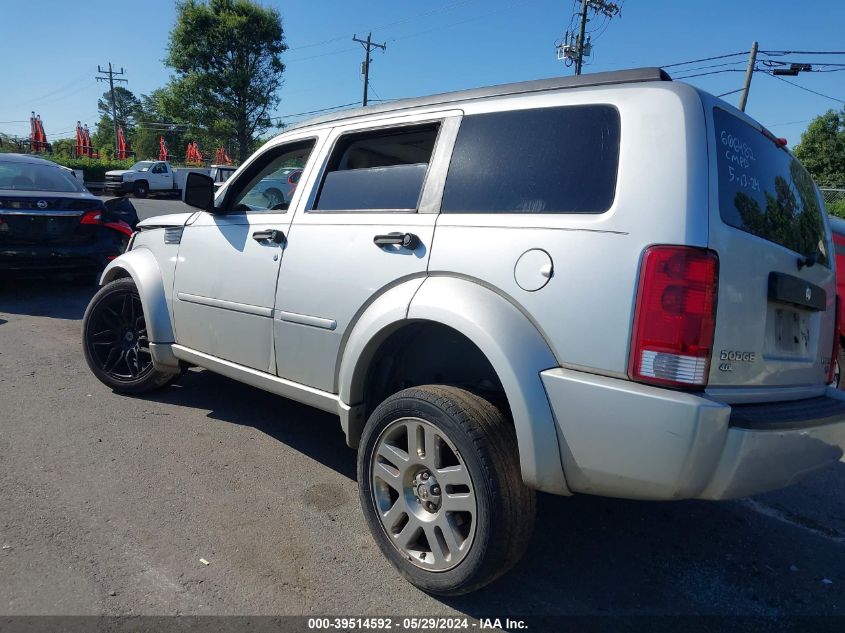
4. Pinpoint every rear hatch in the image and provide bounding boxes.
[0,193,104,245]
[706,104,836,393]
